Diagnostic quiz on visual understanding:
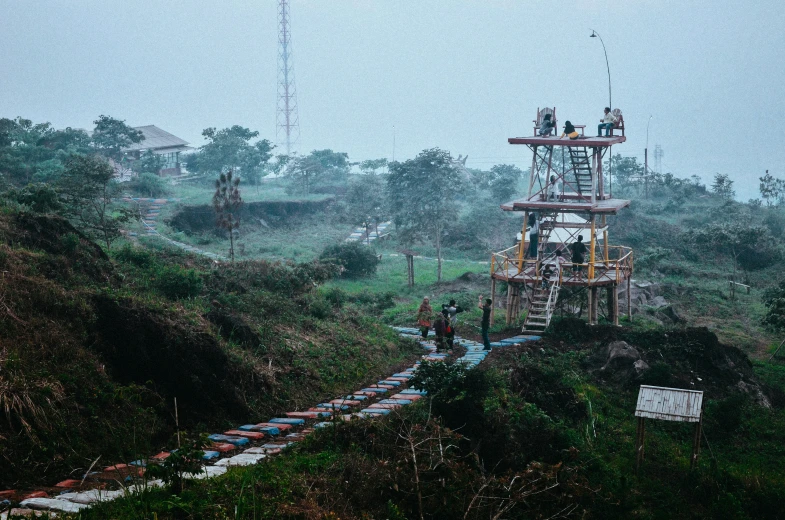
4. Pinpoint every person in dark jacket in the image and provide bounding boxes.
[445,299,464,349]
[538,113,555,136]
[433,312,447,352]
[478,296,493,350]
[527,213,539,259]
[570,235,588,276]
